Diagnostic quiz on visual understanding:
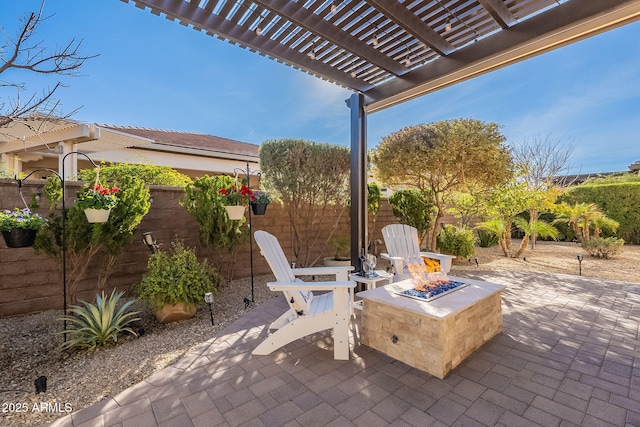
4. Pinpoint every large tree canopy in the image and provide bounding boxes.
[373,118,513,250]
